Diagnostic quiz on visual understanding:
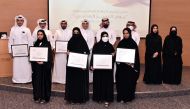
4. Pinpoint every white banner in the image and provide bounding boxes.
[49,0,151,37]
